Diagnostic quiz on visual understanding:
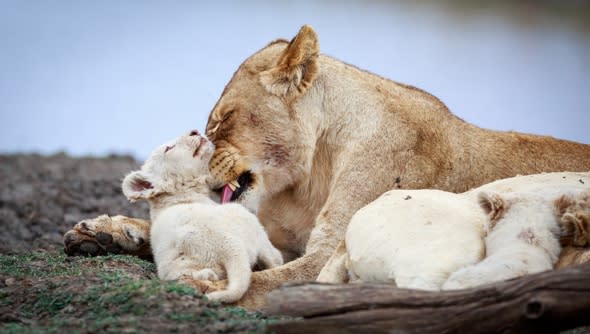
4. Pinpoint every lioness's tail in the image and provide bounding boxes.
[206,252,251,304]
